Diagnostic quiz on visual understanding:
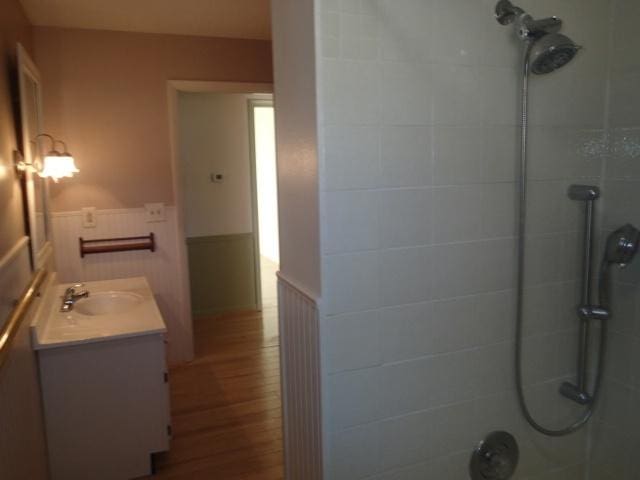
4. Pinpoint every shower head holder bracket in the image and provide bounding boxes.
[577,305,610,322]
